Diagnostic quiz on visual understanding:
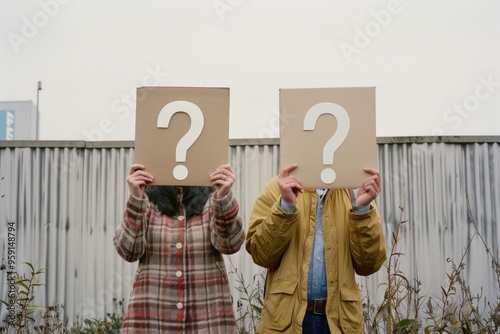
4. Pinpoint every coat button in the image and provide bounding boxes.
[176,271,182,278]
[177,215,185,221]
[177,302,183,309]
[176,243,183,249]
